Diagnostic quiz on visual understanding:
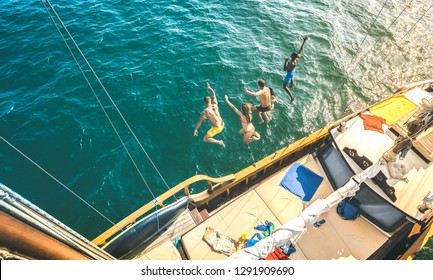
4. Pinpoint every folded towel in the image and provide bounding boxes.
[280,162,323,201]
